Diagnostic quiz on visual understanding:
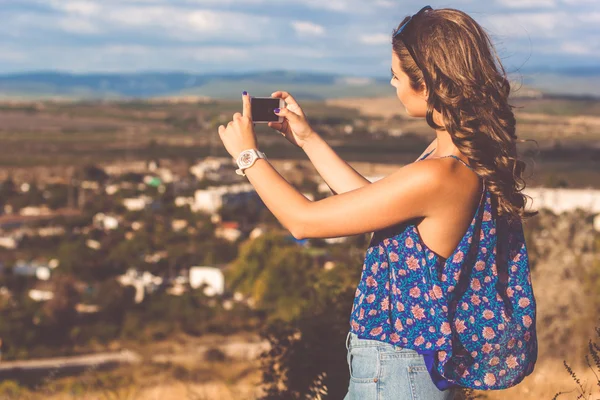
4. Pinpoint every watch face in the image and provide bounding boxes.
[239,150,256,167]
[241,152,253,165]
